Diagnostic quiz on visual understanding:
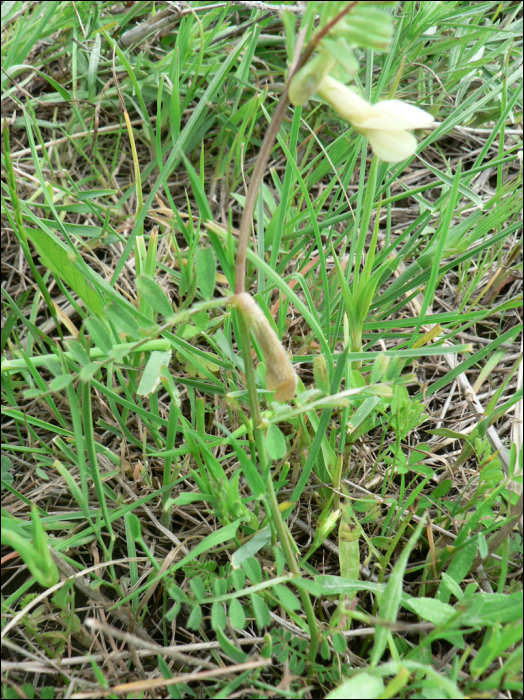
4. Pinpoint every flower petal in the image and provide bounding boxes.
[317,76,377,127]
[362,100,435,130]
[364,129,418,163]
